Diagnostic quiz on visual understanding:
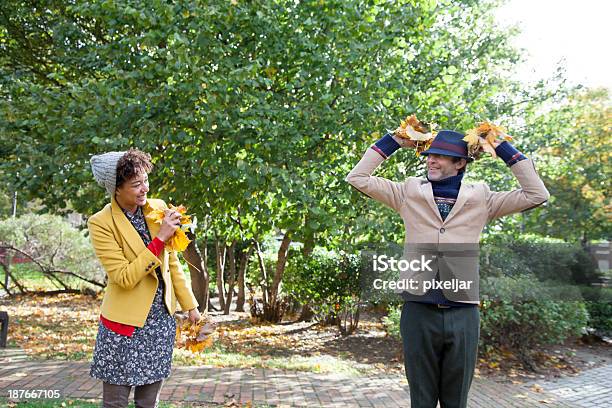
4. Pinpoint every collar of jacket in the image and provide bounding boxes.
[419,179,473,225]
[110,196,161,256]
